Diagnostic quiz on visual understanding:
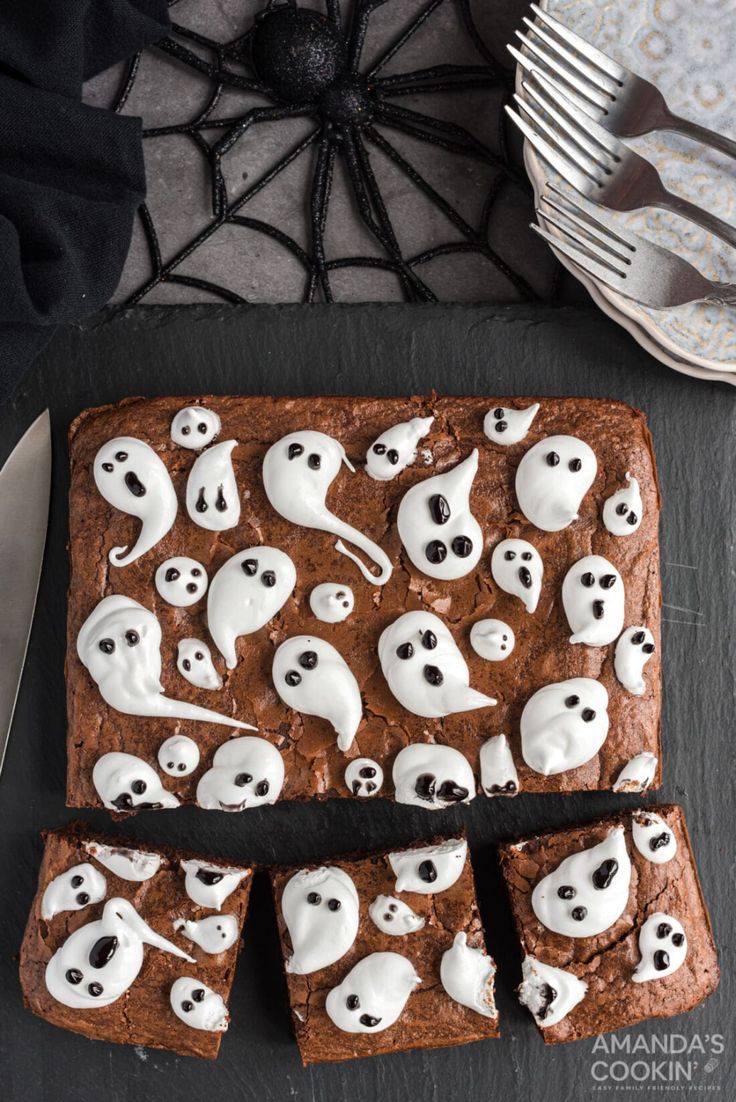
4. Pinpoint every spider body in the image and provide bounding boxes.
[251,6,346,104]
